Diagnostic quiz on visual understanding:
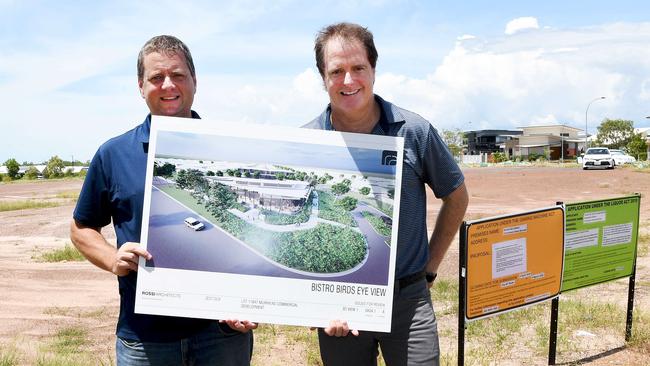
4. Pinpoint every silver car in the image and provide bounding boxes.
[582,147,615,170]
